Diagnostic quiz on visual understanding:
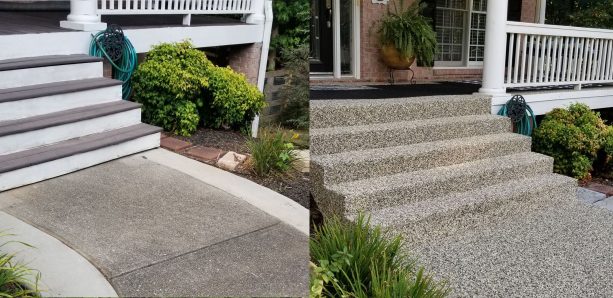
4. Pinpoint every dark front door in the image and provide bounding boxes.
[310,0,333,73]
